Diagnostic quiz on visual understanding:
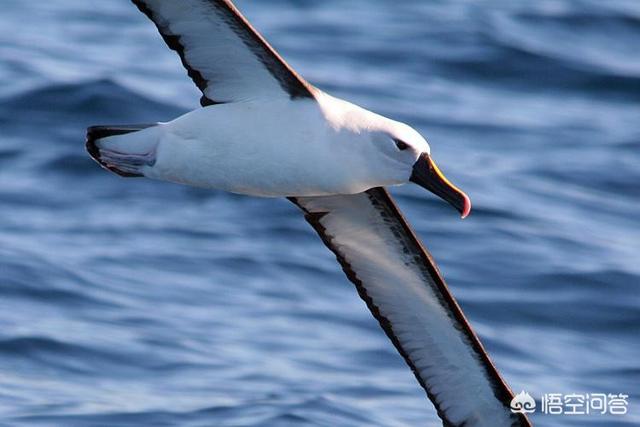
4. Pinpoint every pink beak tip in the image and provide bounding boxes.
[461,194,472,219]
